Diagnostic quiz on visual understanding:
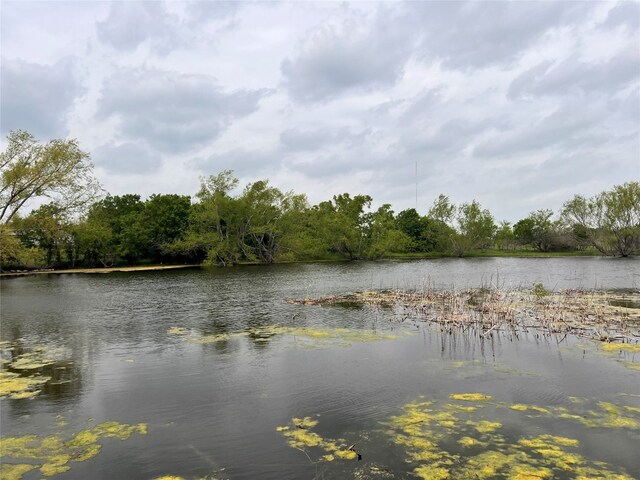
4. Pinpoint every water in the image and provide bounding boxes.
[1,257,639,479]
